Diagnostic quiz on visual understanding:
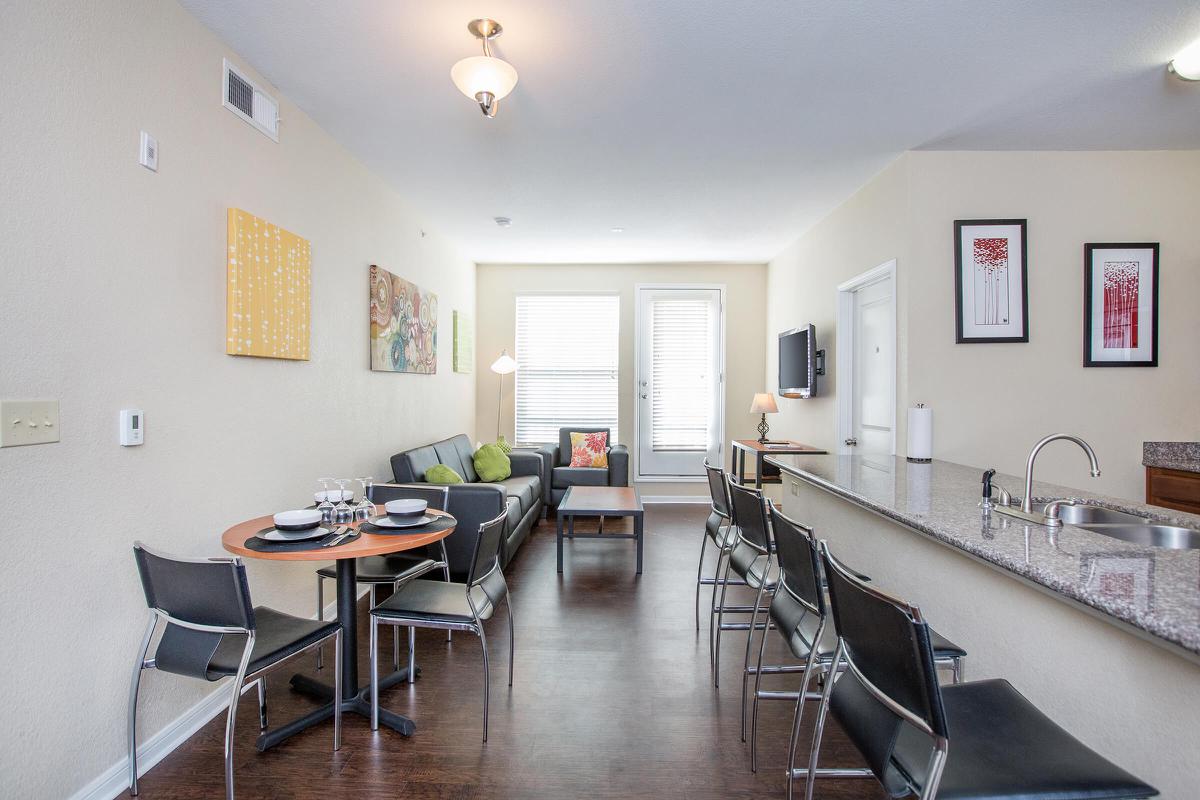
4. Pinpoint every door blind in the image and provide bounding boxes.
[515,294,619,446]
[650,297,715,452]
